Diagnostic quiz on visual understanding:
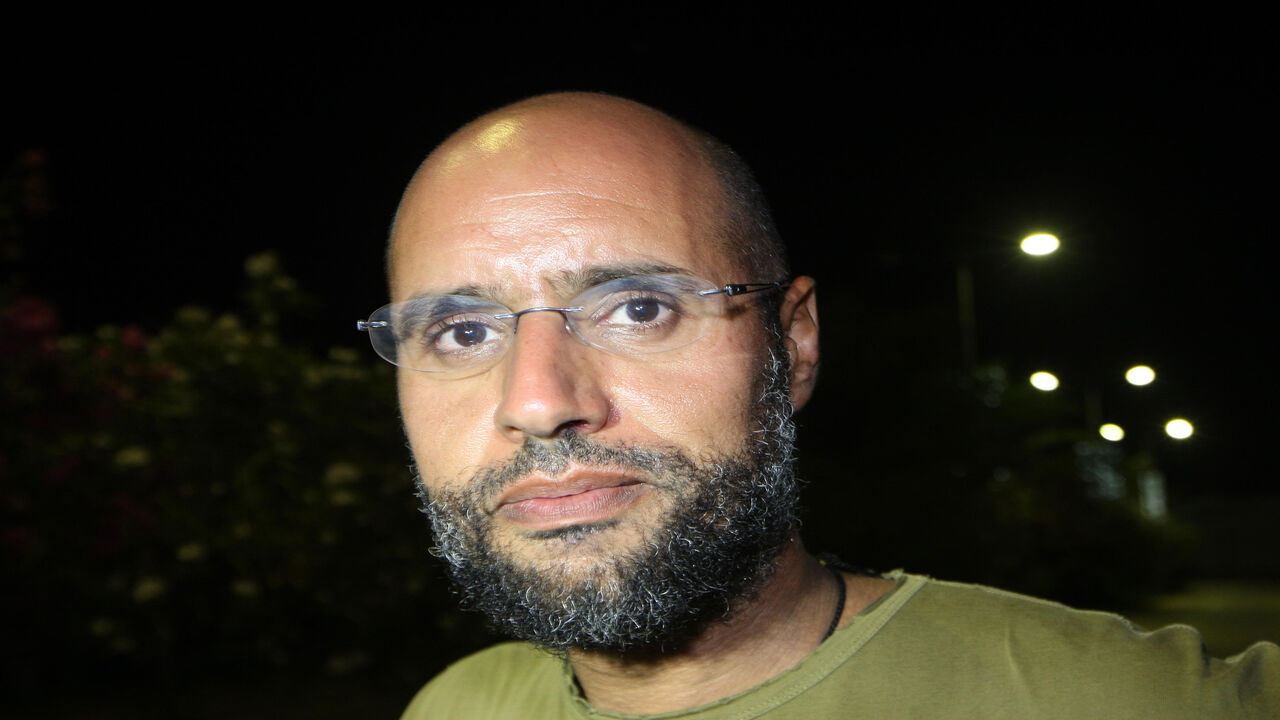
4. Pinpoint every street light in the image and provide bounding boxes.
[1165,418,1194,440]
[1030,371,1059,391]
[1020,233,1060,256]
[1125,365,1156,386]
[1098,423,1125,441]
